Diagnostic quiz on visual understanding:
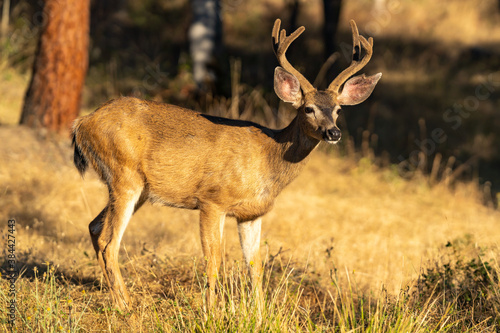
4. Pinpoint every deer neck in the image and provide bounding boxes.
[268,115,320,188]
